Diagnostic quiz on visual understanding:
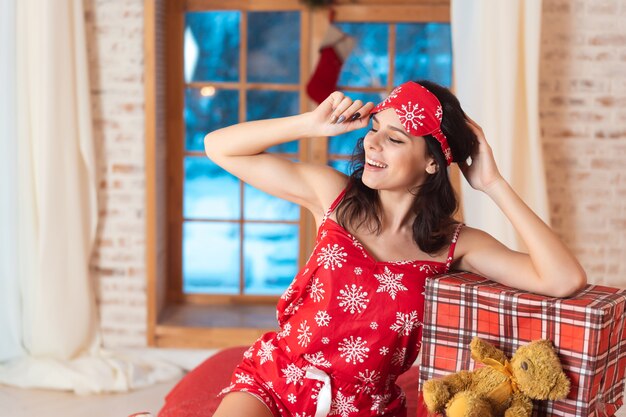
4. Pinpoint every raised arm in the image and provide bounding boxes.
[455,117,587,298]
[203,93,375,218]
